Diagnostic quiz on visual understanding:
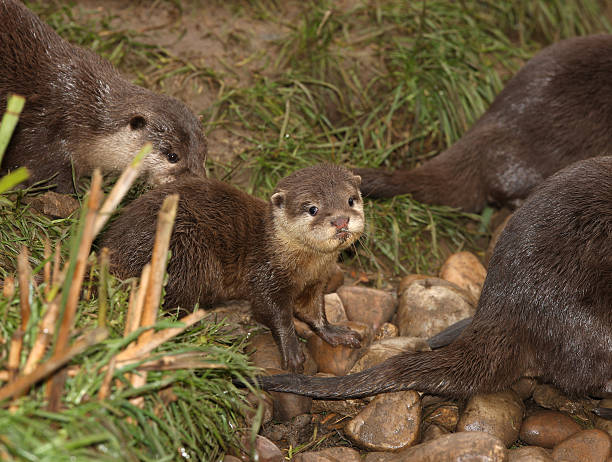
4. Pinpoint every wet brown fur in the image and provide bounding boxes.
[258,156,612,399]
[102,164,365,371]
[0,0,207,192]
[356,35,612,212]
